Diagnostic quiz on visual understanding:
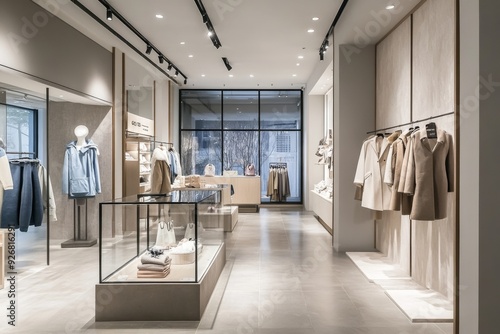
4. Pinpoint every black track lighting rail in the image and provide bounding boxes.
[72,0,187,84]
[97,0,187,82]
[193,0,222,49]
[318,0,350,60]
